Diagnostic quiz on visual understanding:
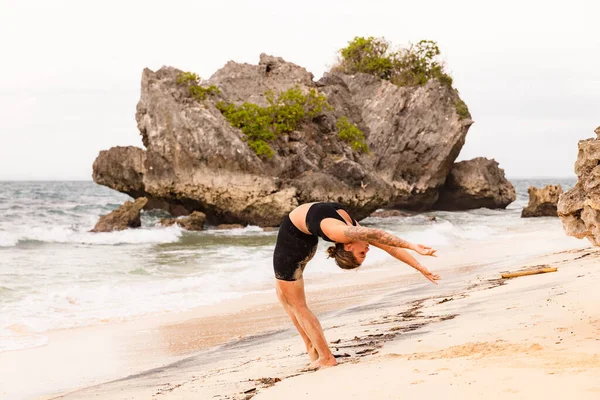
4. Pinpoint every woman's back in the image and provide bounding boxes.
[288,202,355,240]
